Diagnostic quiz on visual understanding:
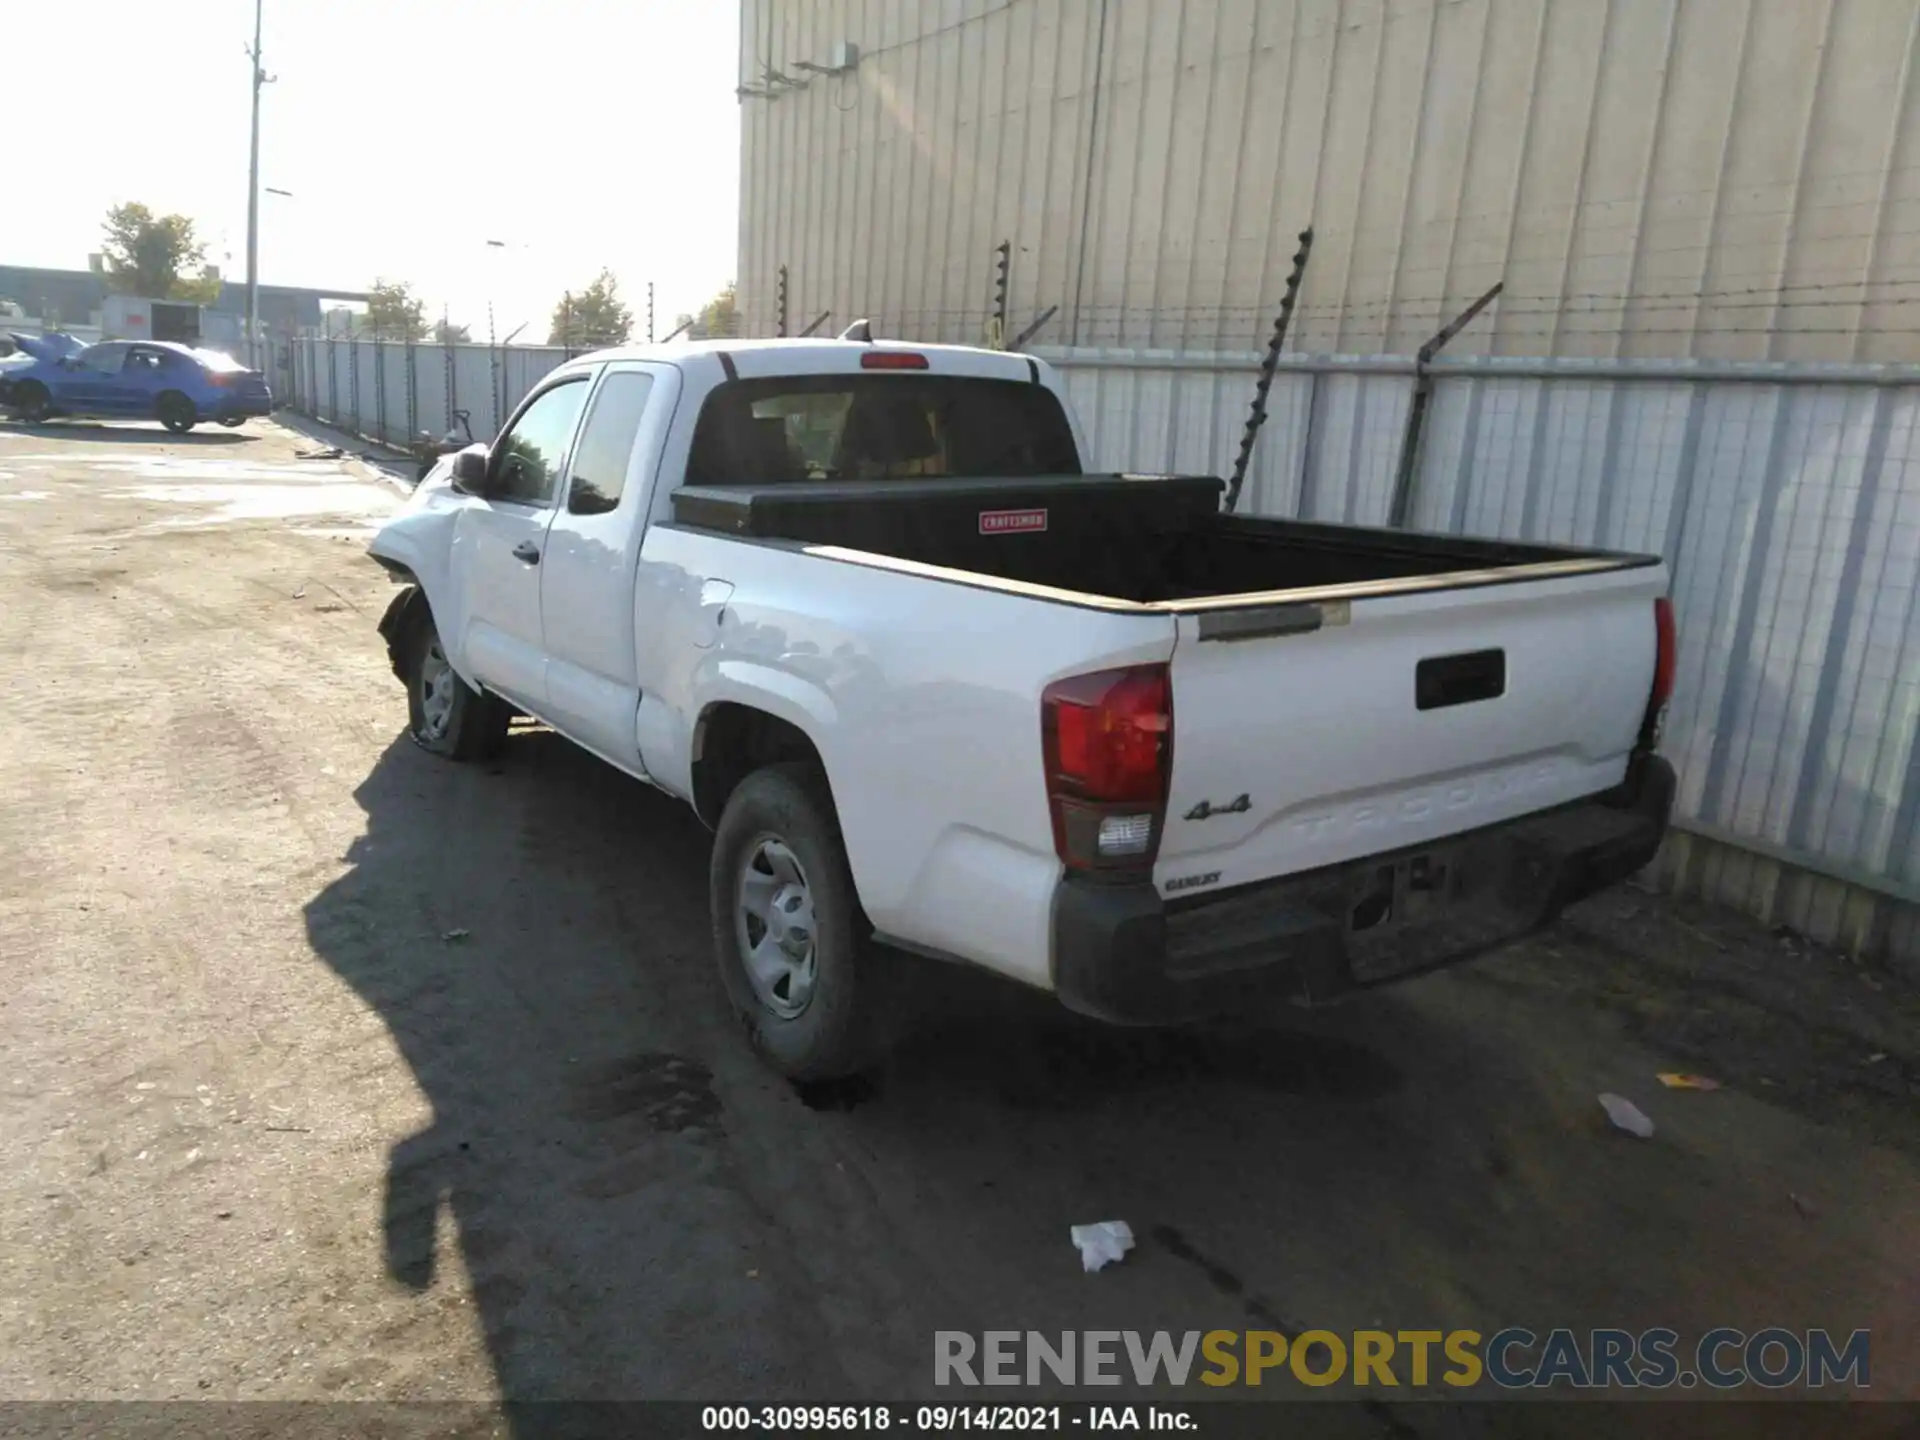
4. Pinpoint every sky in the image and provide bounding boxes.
[7,0,741,340]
